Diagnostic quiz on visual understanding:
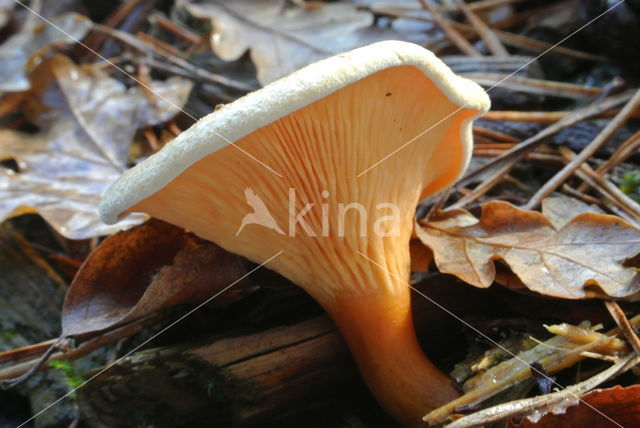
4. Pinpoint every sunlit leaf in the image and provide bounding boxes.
[0,54,193,238]
[179,0,431,84]
[416,201,640,300]
[0,13,92,92]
